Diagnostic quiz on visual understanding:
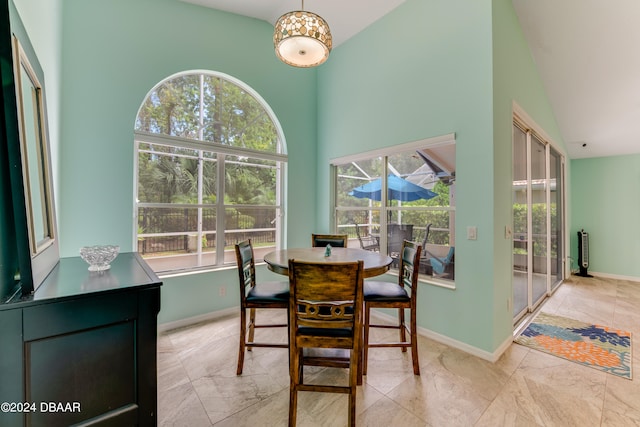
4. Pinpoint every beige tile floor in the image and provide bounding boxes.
[158,275,640,426]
